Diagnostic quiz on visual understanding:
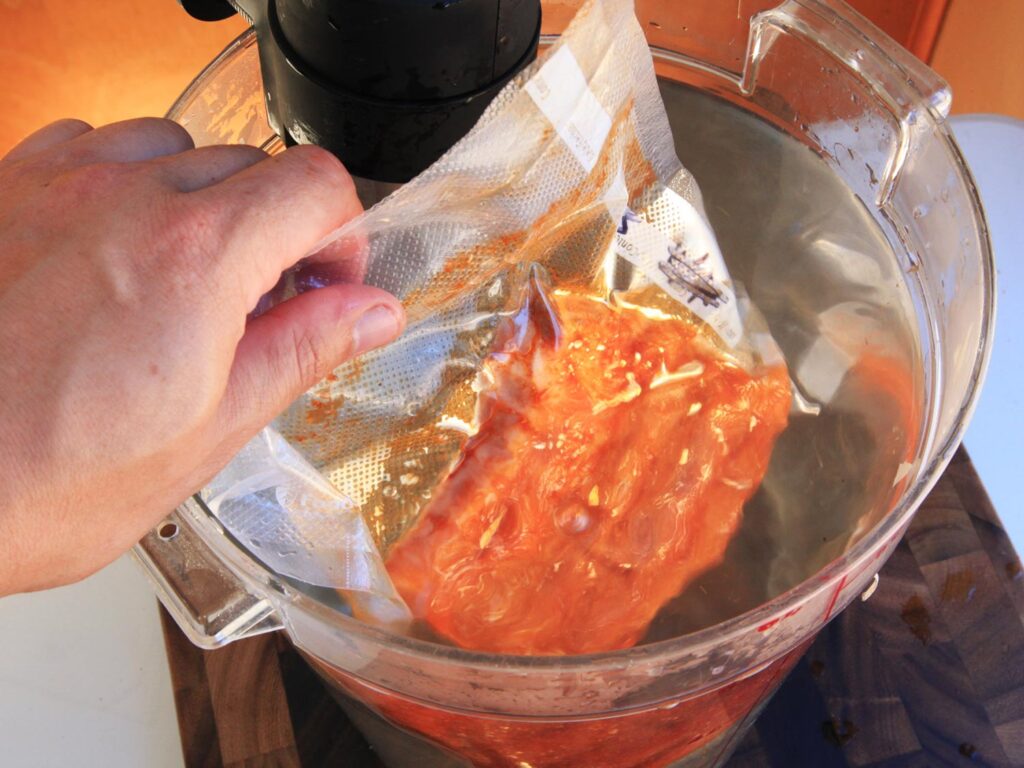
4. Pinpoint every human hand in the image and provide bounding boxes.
[0,118,405,595]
